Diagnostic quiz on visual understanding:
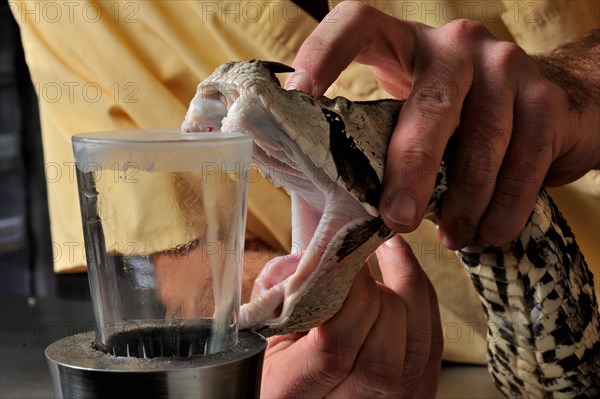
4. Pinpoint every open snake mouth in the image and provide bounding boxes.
[182,82,374,331]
